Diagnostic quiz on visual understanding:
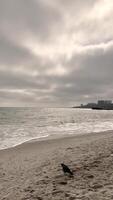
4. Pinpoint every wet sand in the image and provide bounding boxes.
[0,131,113,200]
